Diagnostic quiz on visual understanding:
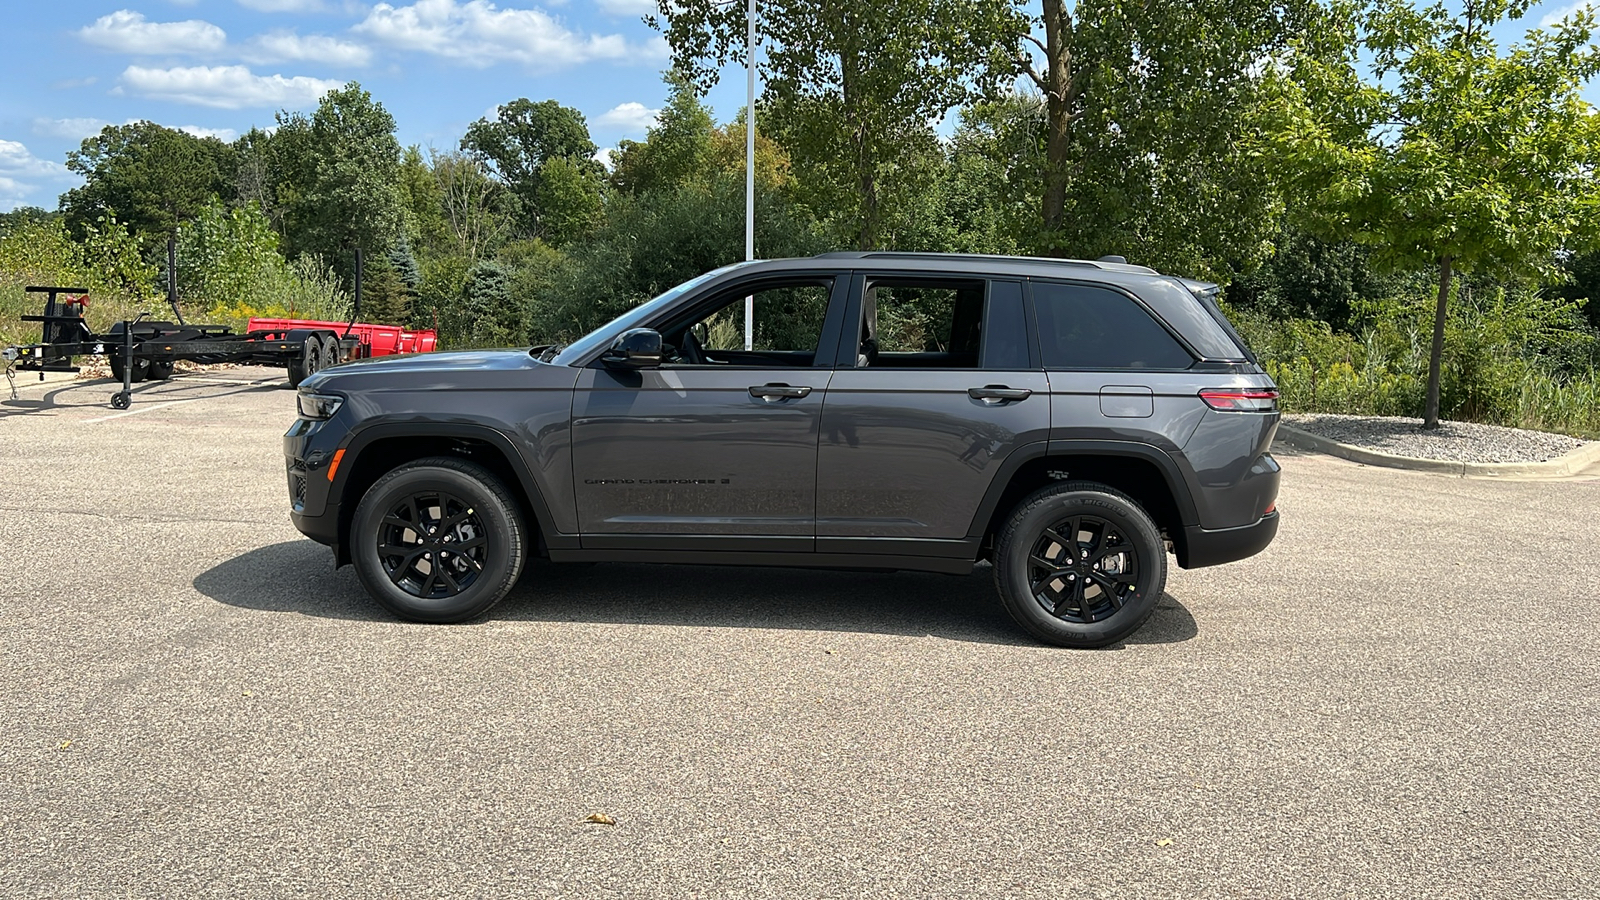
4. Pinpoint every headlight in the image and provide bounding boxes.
[297,392,344,420]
